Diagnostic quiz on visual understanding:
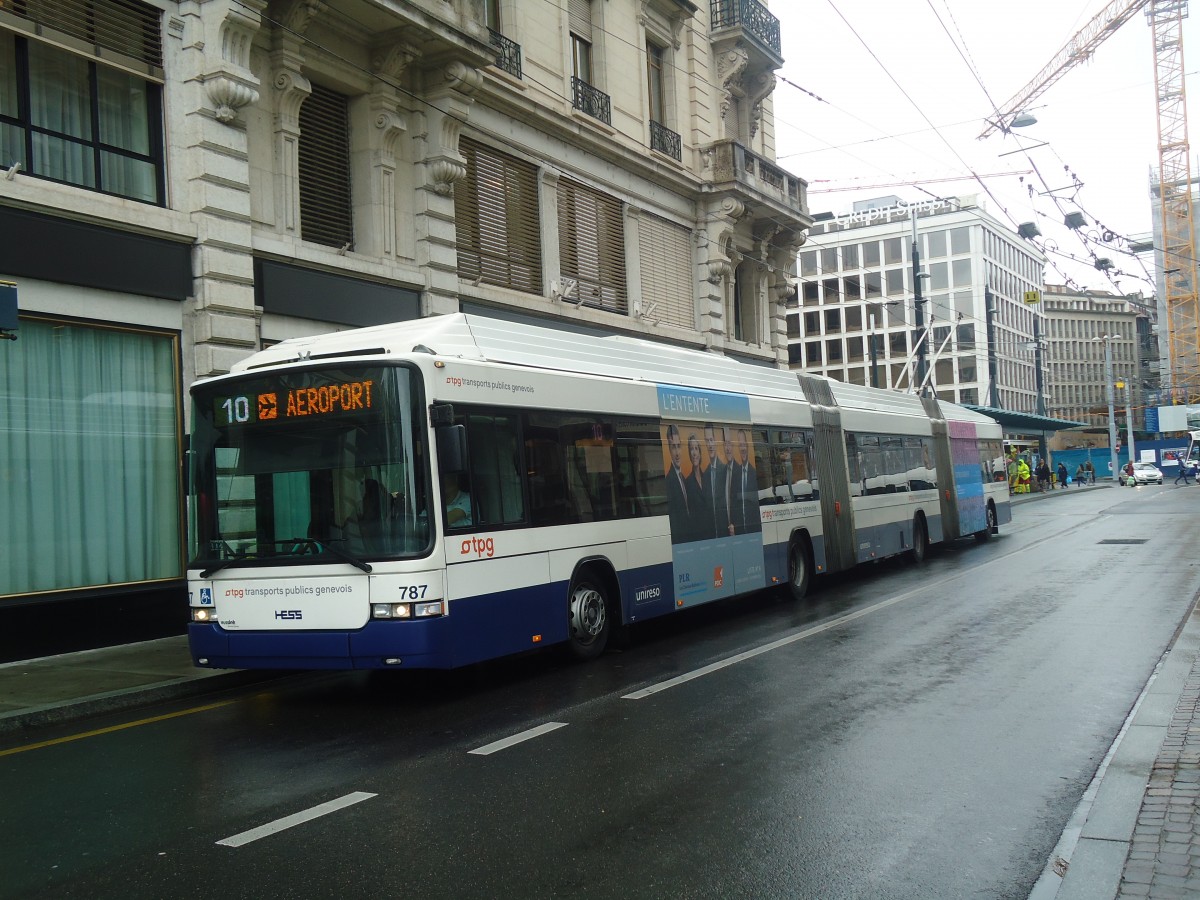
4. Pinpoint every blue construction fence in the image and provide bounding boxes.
[1036,438,1192,484]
